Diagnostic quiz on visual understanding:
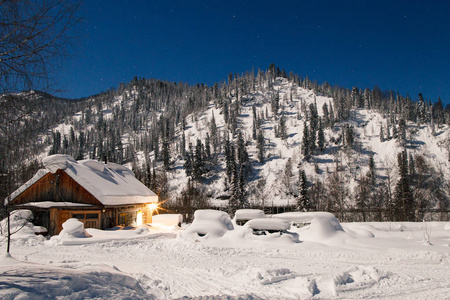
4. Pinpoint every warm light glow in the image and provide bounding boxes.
[136,210,143,225]
[148,203,158,211]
